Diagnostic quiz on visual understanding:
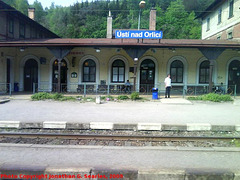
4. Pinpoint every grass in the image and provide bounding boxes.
[187,93,233,102]
[231,139,240,147]
[31,92,148,102]
[31,92,76,101]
